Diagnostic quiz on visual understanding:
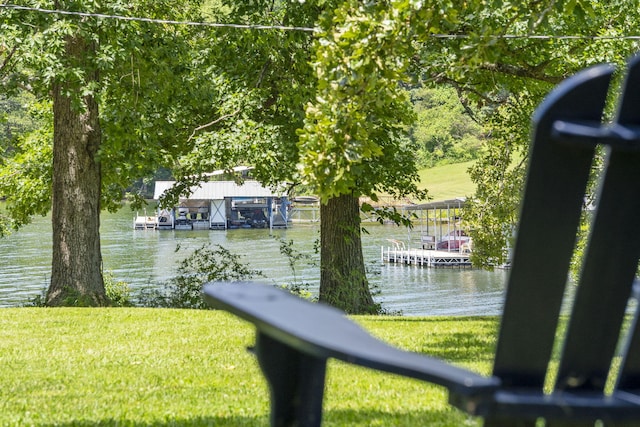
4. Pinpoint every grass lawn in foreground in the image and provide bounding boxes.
[0,308,497,426]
